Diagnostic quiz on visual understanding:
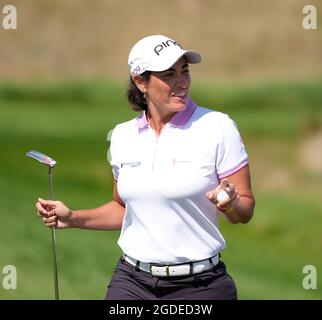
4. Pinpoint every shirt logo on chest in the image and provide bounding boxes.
[172,158,192,165]
[121,161,141,168]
